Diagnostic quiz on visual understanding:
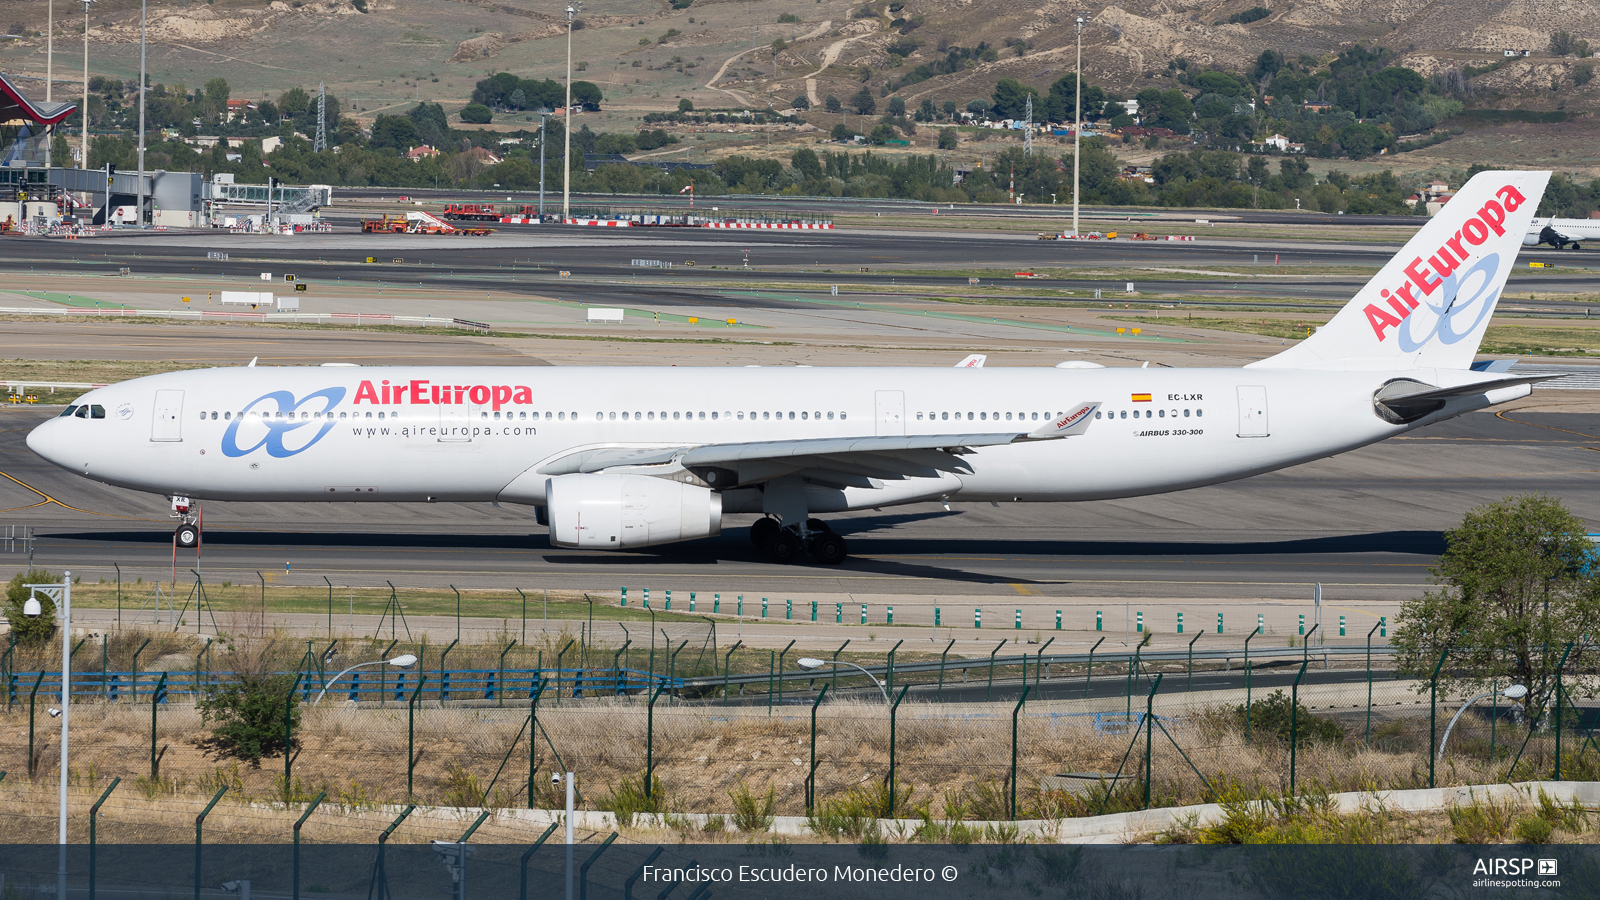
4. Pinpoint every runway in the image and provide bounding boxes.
[5,223,1599,309]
